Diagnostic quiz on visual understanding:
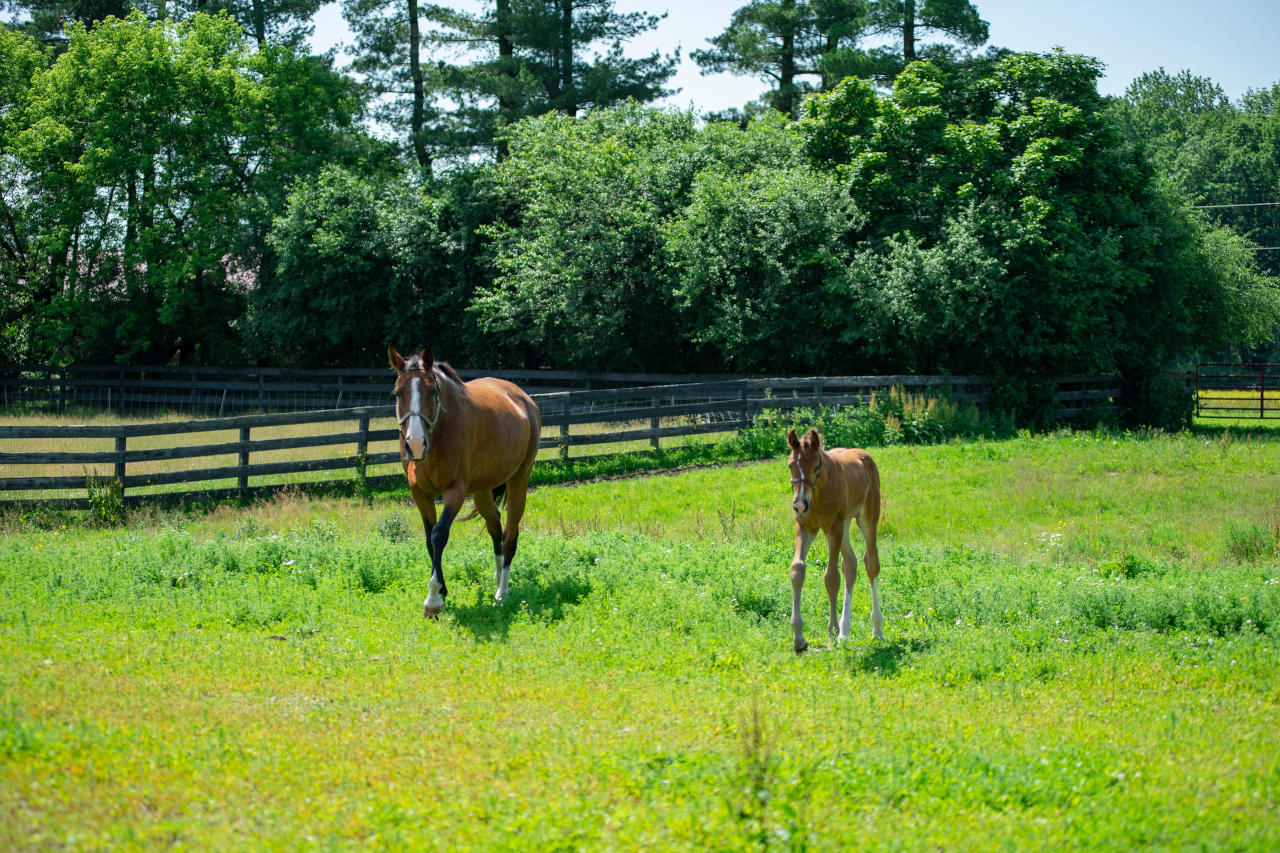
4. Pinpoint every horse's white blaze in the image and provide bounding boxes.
[870,577,884,640]
[425,575,445,610]
[405,378,427,459]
